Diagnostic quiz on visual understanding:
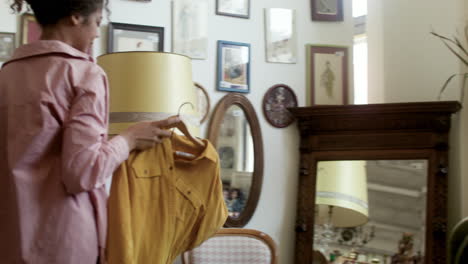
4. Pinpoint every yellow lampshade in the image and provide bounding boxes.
[97,51,198,135]
[315,160,368,227]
